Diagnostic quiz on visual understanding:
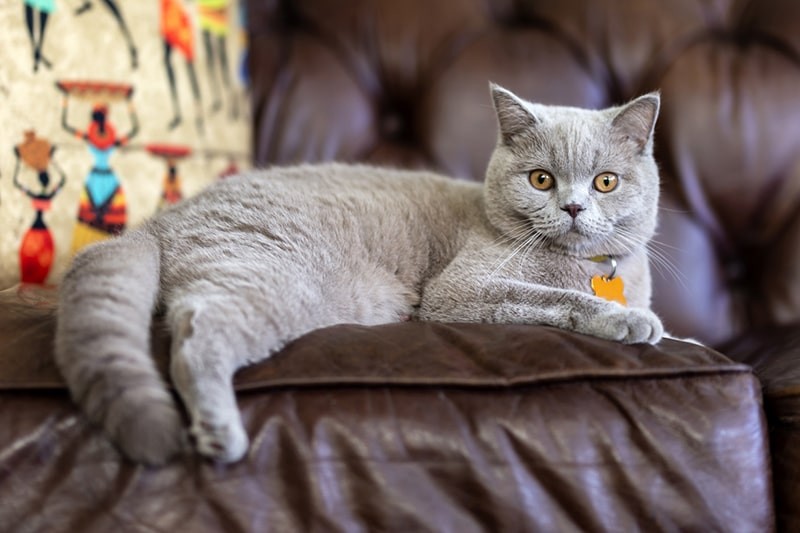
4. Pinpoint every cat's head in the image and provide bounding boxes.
[484,84,661,258]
